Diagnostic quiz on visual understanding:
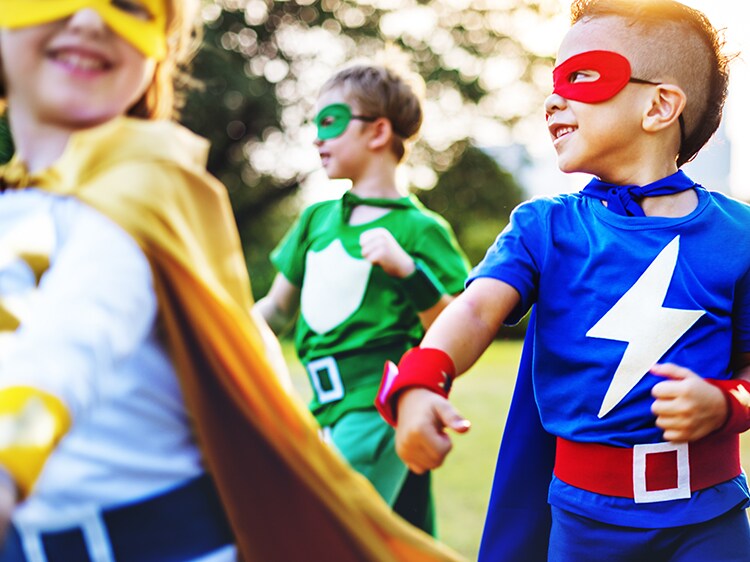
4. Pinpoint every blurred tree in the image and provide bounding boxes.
[417,142,529,339]
[417,142,524,267]
[181,0,564,298]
